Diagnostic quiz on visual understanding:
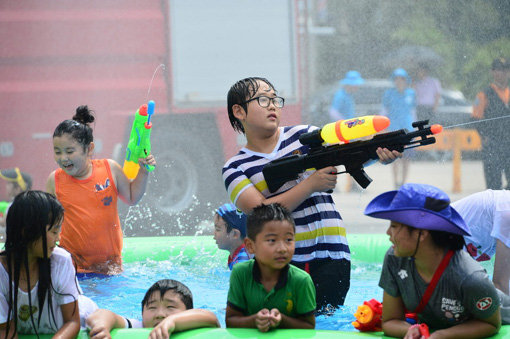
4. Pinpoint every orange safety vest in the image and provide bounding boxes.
[55,159,123,274]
